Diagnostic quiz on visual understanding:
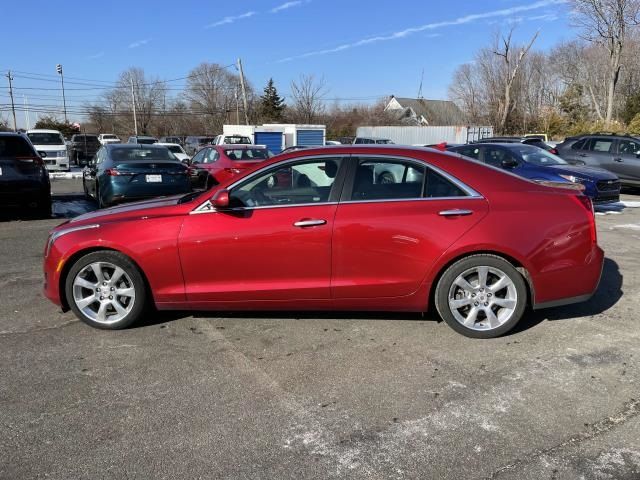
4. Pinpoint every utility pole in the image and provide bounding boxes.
[6,70,17,131]
[130,77,138,135]
[235,85,240,124]
[23,95,31,130]
[56,64,68,123]
[237,58,249,125]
